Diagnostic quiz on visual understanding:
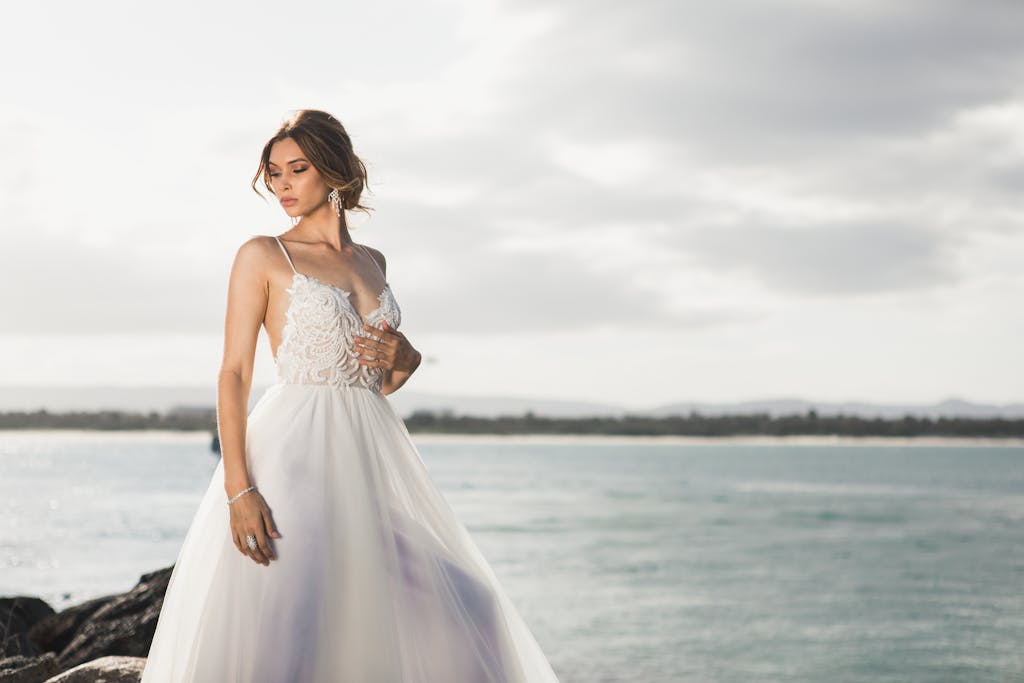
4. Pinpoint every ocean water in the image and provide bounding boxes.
[1,430,1022,683]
